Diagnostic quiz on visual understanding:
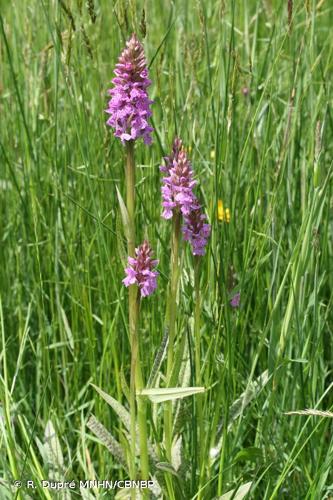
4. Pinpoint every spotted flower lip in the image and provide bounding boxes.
[182,206,211,256]
[160,138,198,219]
[106,33,153,145]
[123,240,159,297]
